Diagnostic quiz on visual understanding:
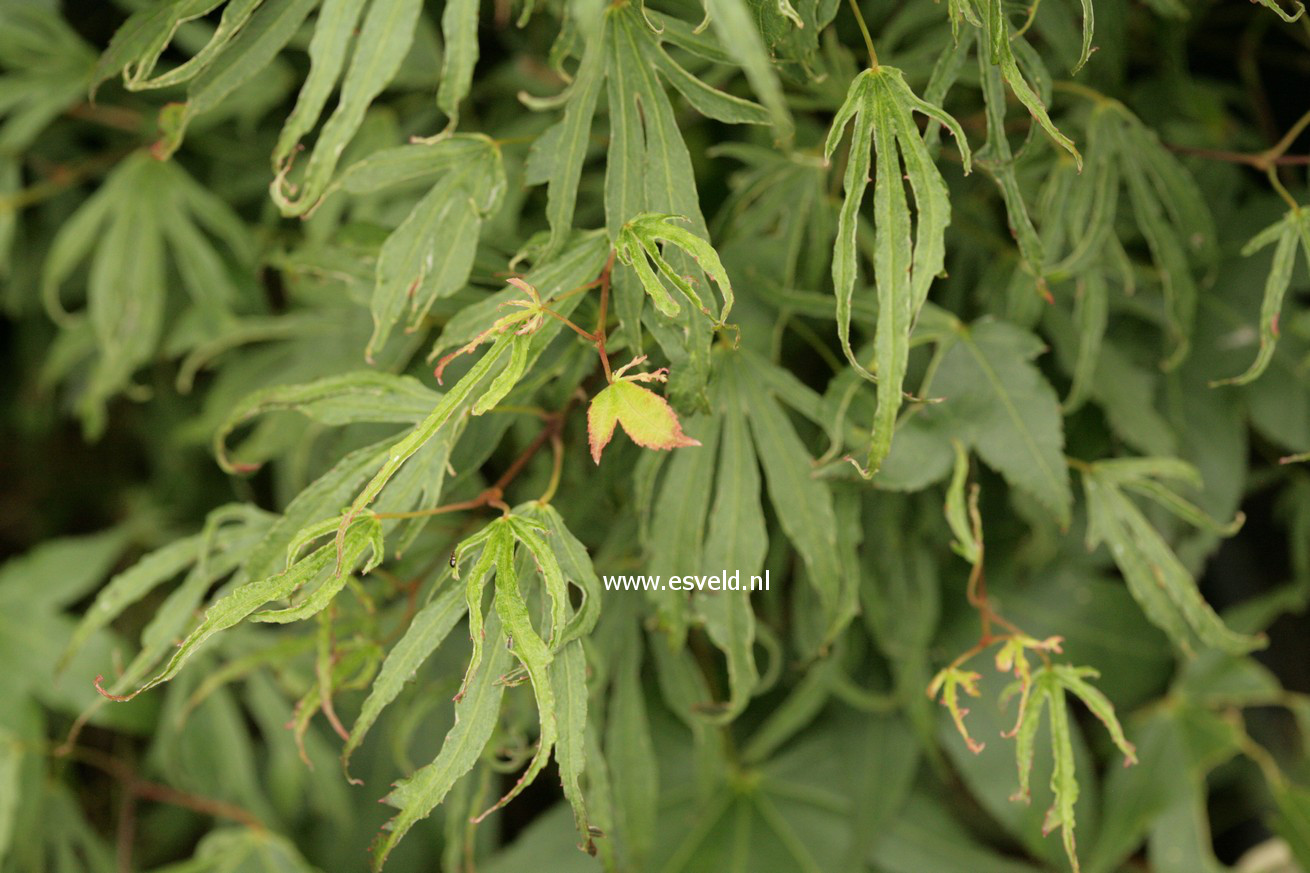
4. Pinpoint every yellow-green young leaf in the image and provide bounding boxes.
[333,332,515,562]
[108,515,382,701]
[825,66,971,474]
[1049,665,1137,766]
[475,522,559,821]
[522,504,603,647]
[471,334,531,416]
[1082,462,1265,655]
[1073,0,1095,72]
[615,213,735,326]
[588,379,701,464]
[506,515,571,648]
[1212,210,1310,386]
[1009,666,1135,873]
[929,666,985,753]
[1040,673,1080,871]
[1010,676,1048,801]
